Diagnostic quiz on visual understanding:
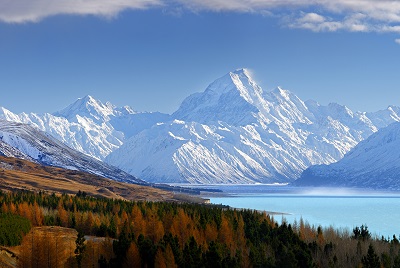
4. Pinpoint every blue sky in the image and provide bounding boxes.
[1,1,400,114]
